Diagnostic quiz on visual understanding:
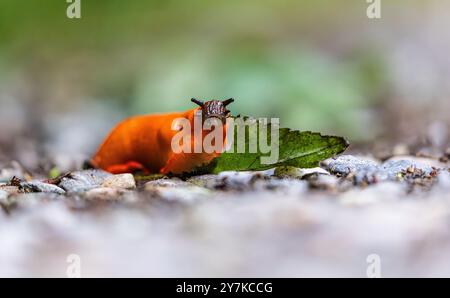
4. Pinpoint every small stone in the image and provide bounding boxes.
[84,187,126,200]
[101,174,136,189]
[187,175,223,189]
[216,171,270,191]
[386,156,446,170]
[380,158,435,179]
[321,155,379,176]
[20,181,66,194]
[322,155,444,186]
[144,178,192,189]
[145,178,211,202]
[322,155,381,185]
[59,169,113,193]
